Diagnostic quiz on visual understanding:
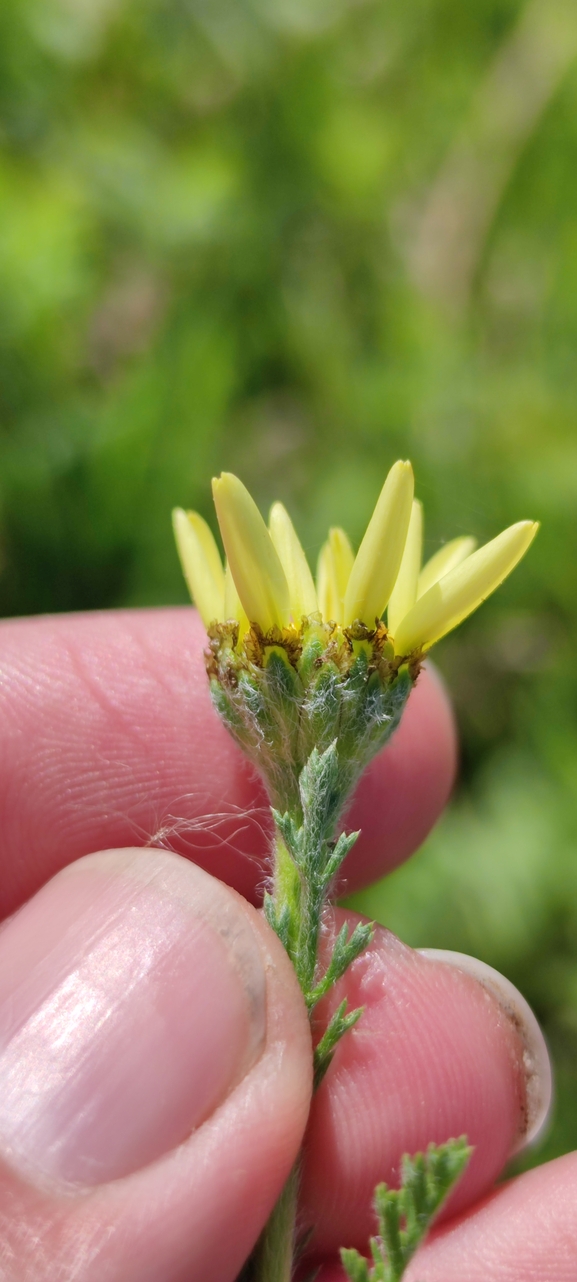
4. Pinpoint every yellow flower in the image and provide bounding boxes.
[387,499,423,640]
[269,501,319,620]
[393,520,538,655]
[172,508,225,628]
[417,534,477,598]
[212,472,290,633]
[343,459,414,627]
[173,462,538,654]
[317,527,355,626]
